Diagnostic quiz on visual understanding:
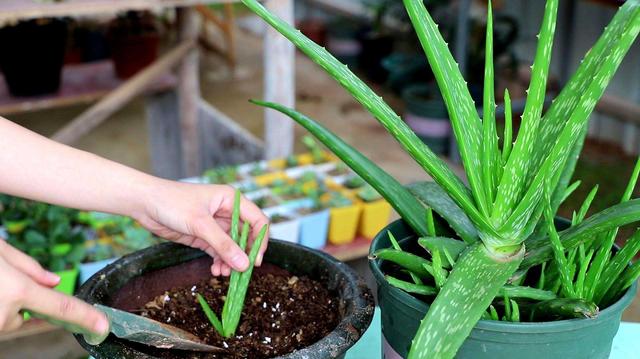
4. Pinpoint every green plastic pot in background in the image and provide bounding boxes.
[369,219,638,359]
[381,53,431,95]
[401,84,450,155]
[326,19,363,69]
